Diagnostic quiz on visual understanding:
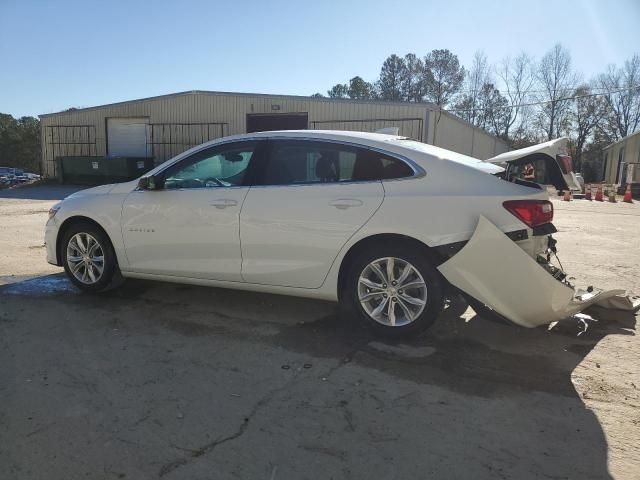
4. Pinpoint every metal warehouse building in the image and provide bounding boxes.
[602,129,640,185]
[39,90,509,177]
